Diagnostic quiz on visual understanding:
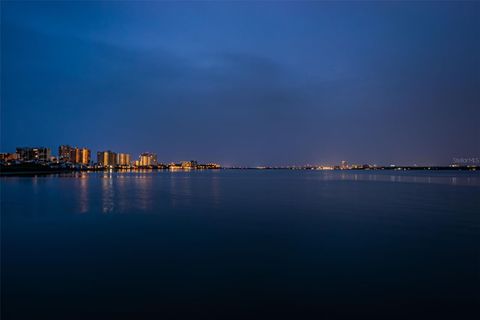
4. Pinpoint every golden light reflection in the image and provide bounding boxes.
[102,171,115,213]
[133,172,153,211]
[79,173,89,213]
